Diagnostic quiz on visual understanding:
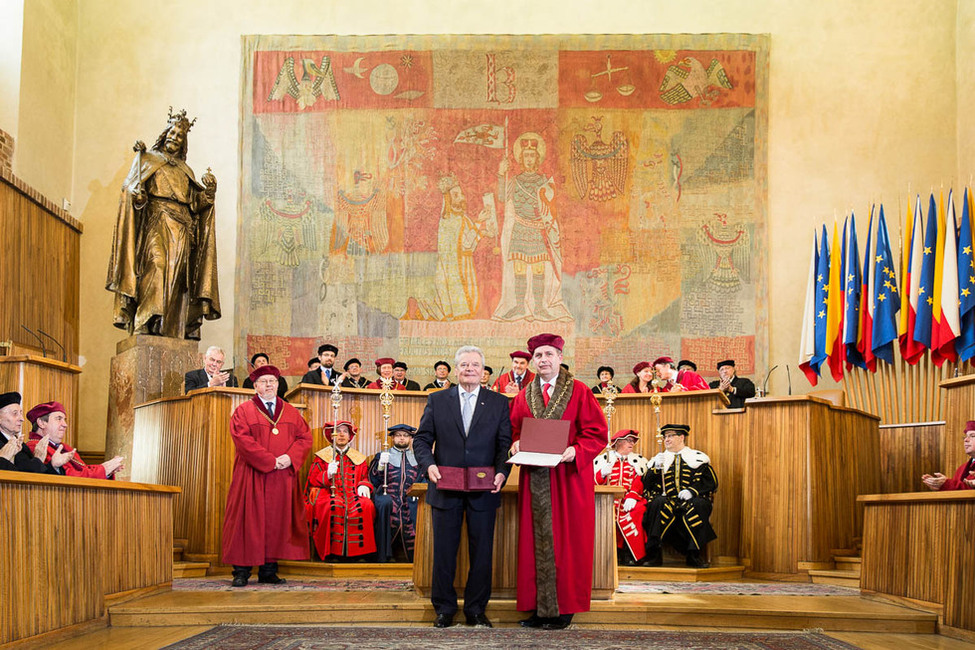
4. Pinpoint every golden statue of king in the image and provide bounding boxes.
[105,108,221,339]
